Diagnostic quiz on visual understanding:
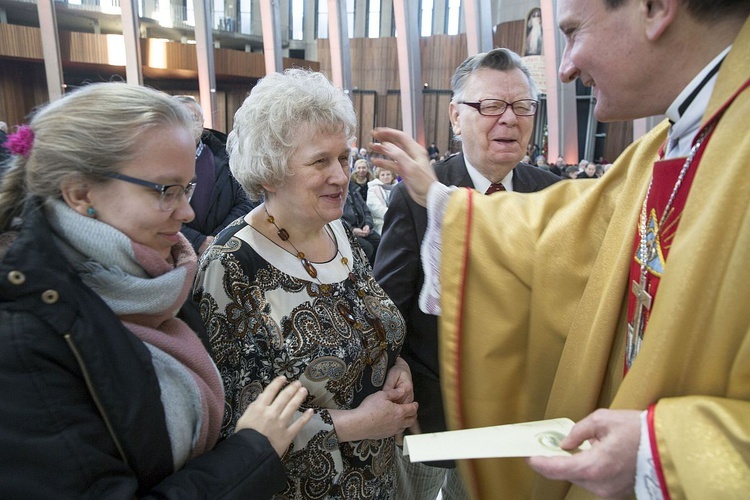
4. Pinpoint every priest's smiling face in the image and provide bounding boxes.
[556,0,656,122]
[448,67,535,182]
